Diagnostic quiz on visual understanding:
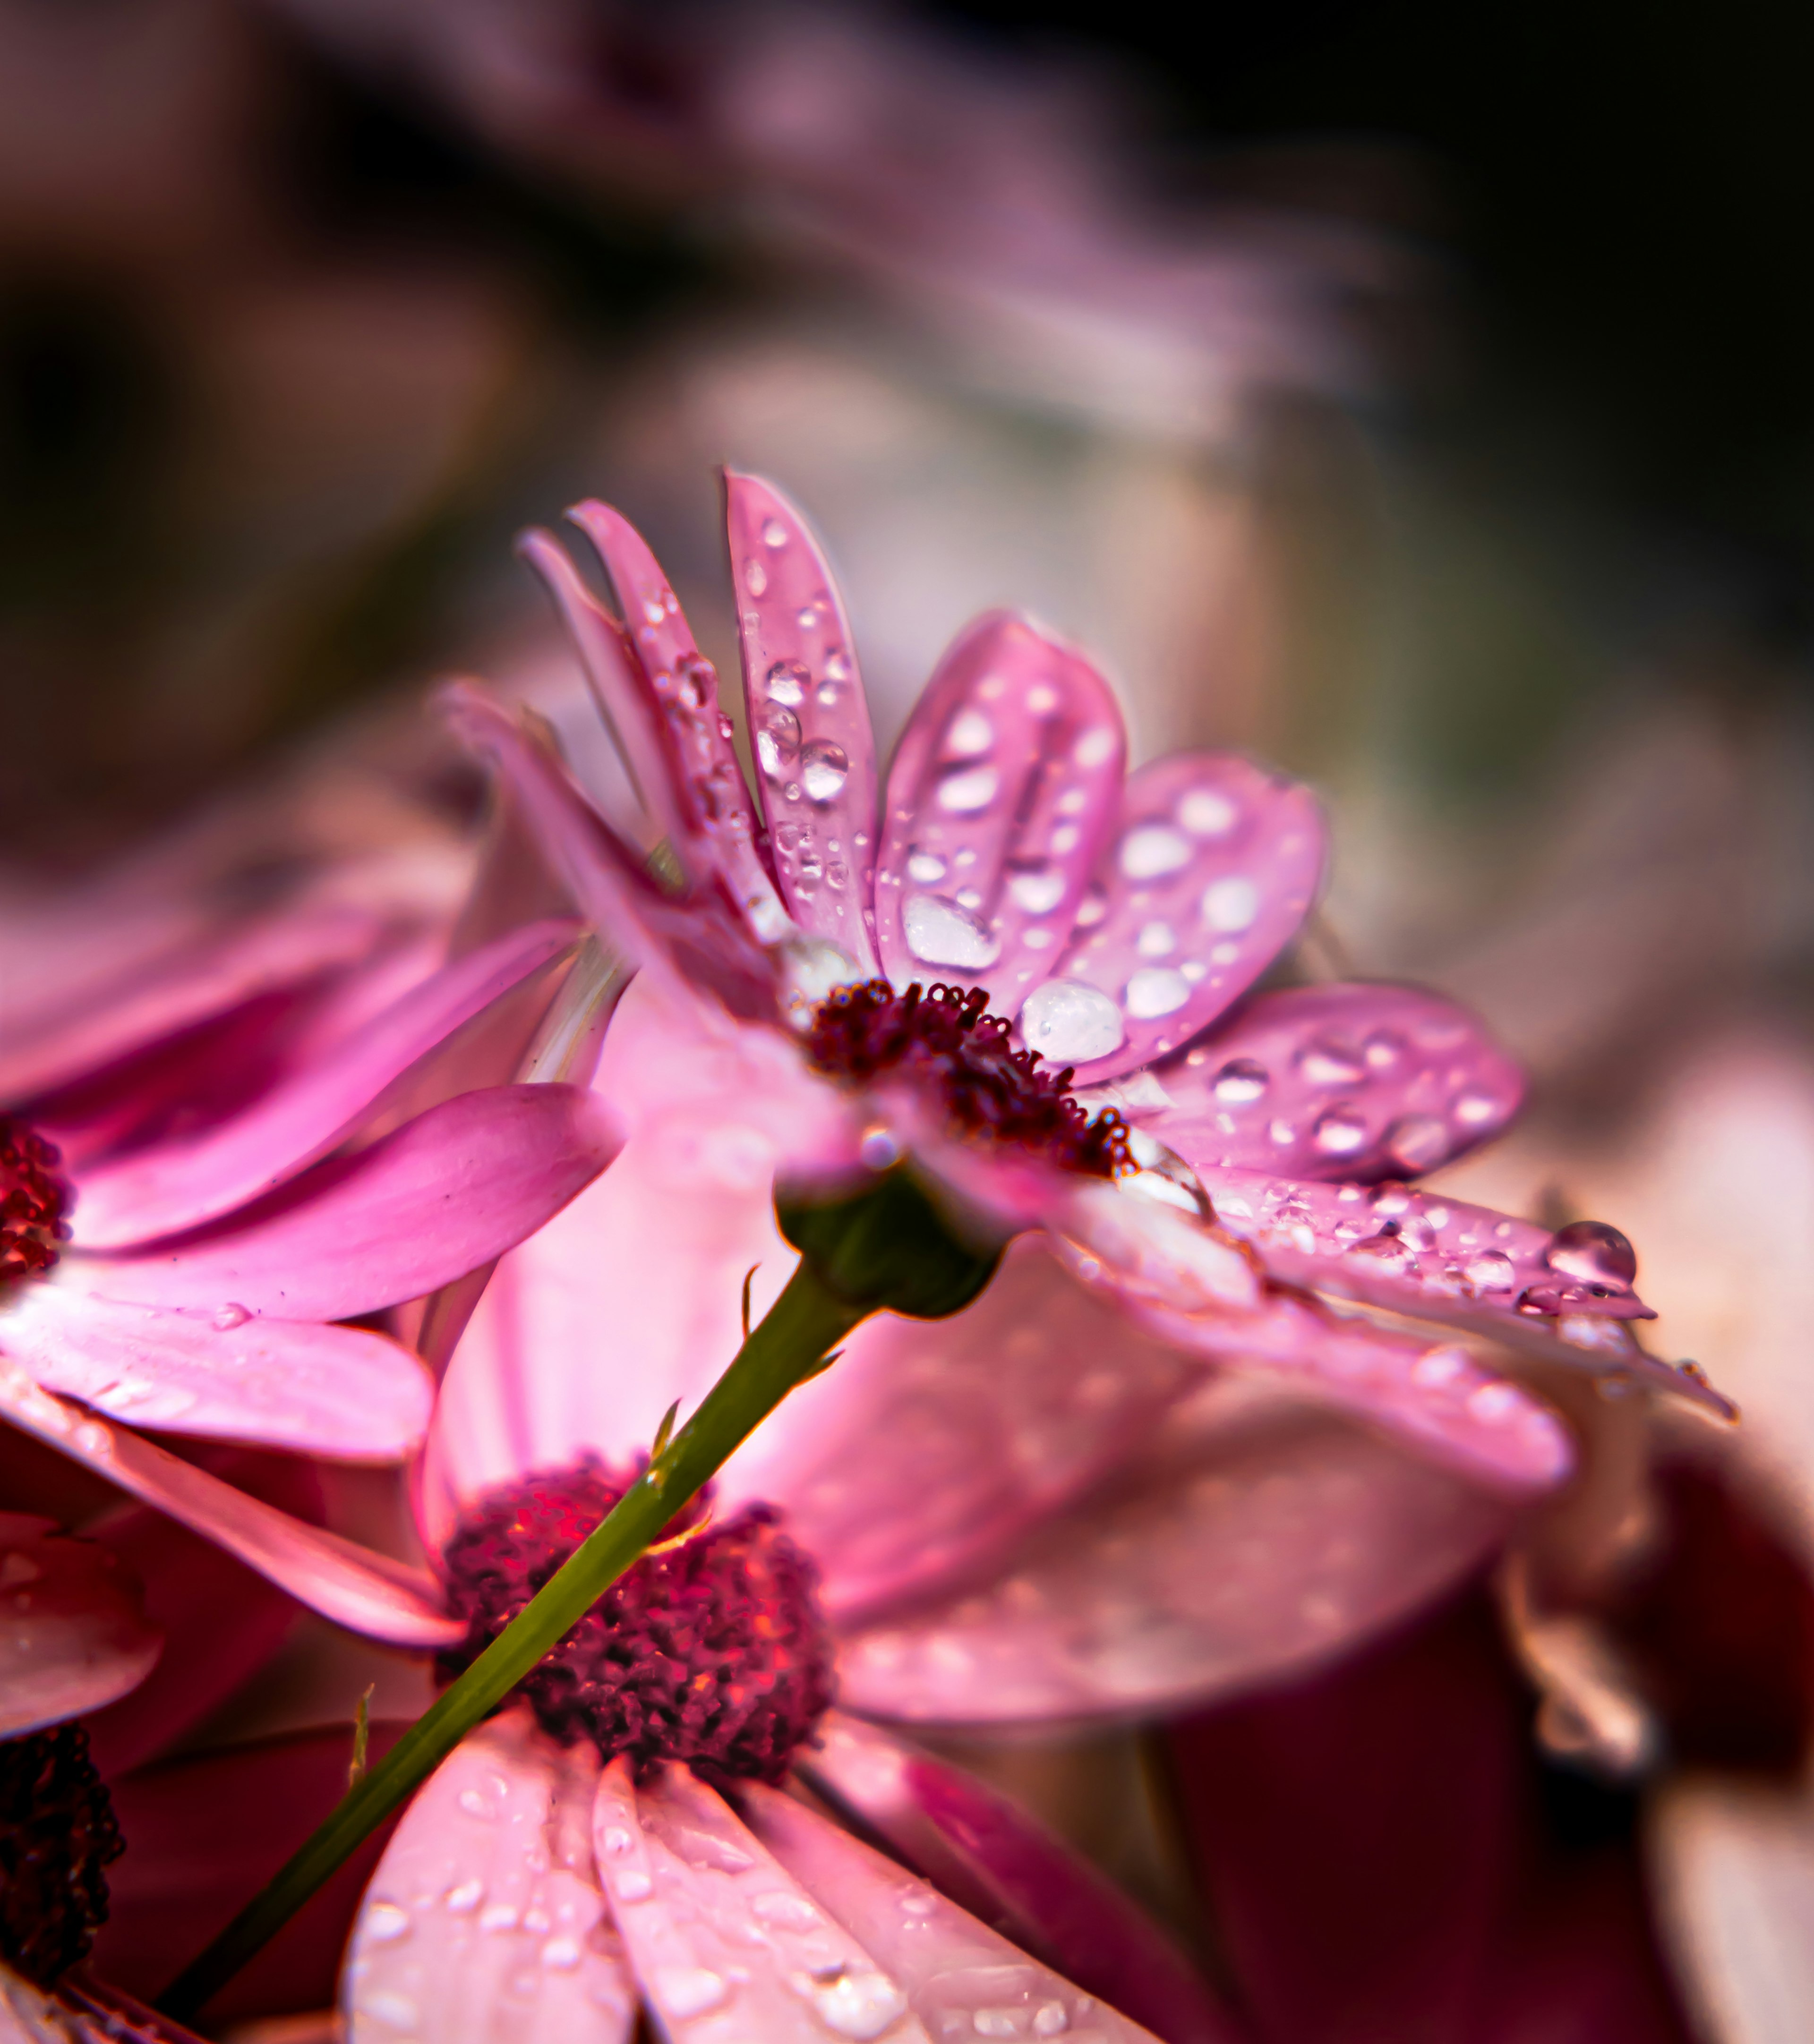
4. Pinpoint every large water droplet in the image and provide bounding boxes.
[1384,1115,1449,1172]
[812,1972,908,2039]
[364,1900,411,1944]
[1212,1057,1269,1103]
[1020,979,1125,1063]
[212,1302,250,1329]
[1179,789,1239,836]
[655,1967,729,2019]
[1465,1249,1516,1292]
[1346,1232,1415,1277]
[1136,920,1176,958]
[1120,824,1192,879]
[756,706,802,781]
[906,848,947,884]
[1124,966,1191,1019]
[903,893,1001,969]
[1312,1104,1370,1155]
[1008,868,1066,915]
[937,764,1000,813]
[766,659,809,706]
[800,739,850,803]
[1298,1039,1365,1087]
[762,517,789,548]
[1074,727,1117,768]
[1544,1219,1637,1291]
[945,708,994,757]
[1200,877,1259,932]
